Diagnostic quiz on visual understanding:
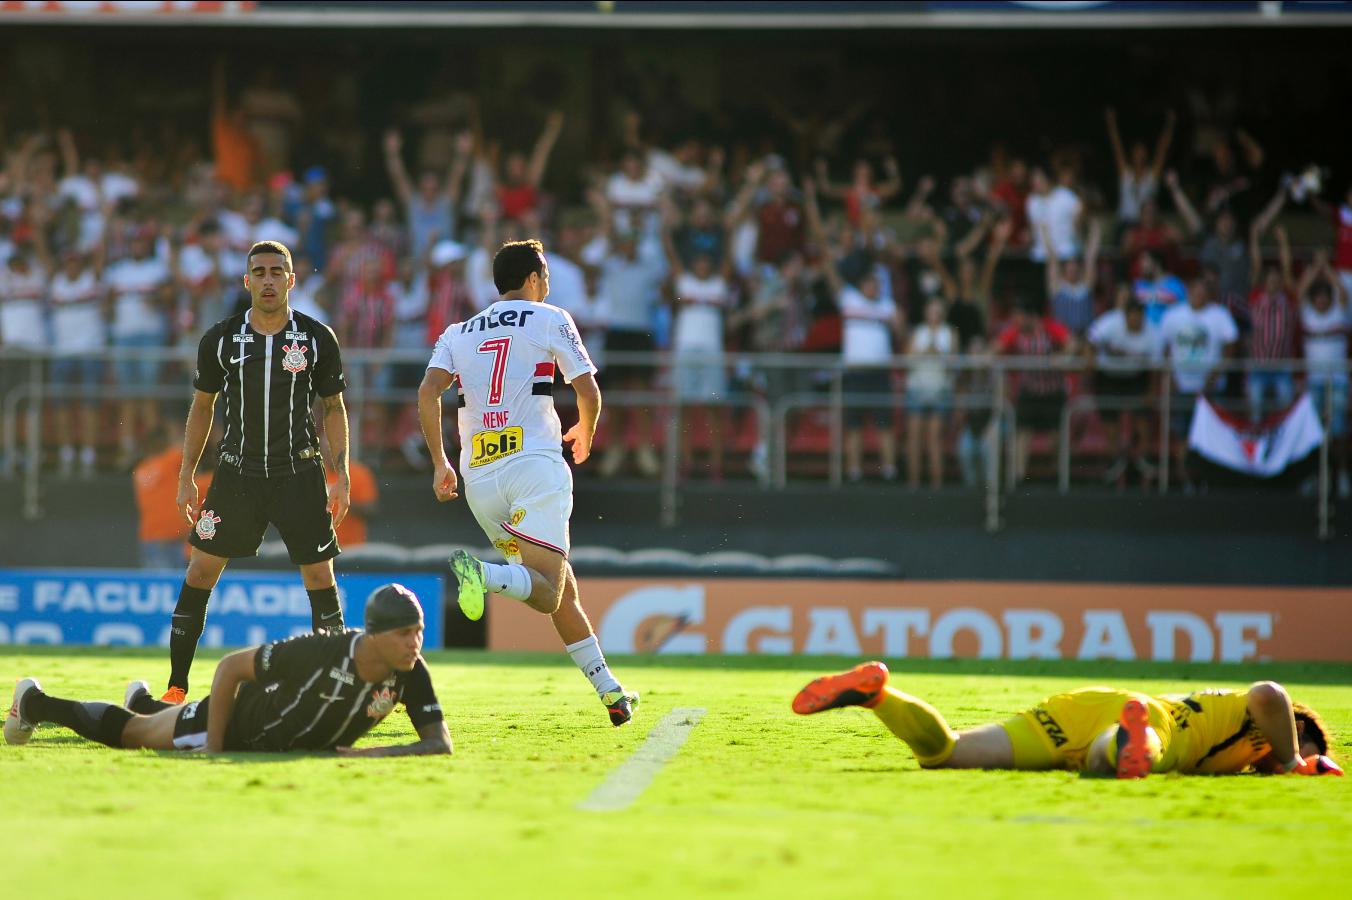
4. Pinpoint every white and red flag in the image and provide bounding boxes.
[1188,394,1324,477]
